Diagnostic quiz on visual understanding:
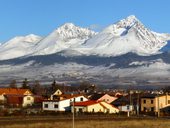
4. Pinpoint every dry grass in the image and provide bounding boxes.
[1,119,170,128]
